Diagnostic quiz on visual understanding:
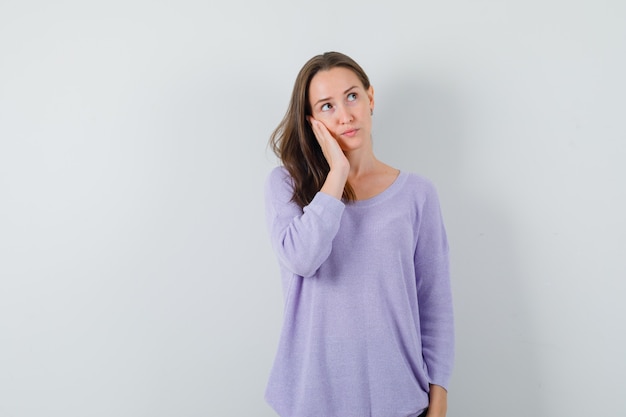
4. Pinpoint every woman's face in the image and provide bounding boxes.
[308,67,374,152]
